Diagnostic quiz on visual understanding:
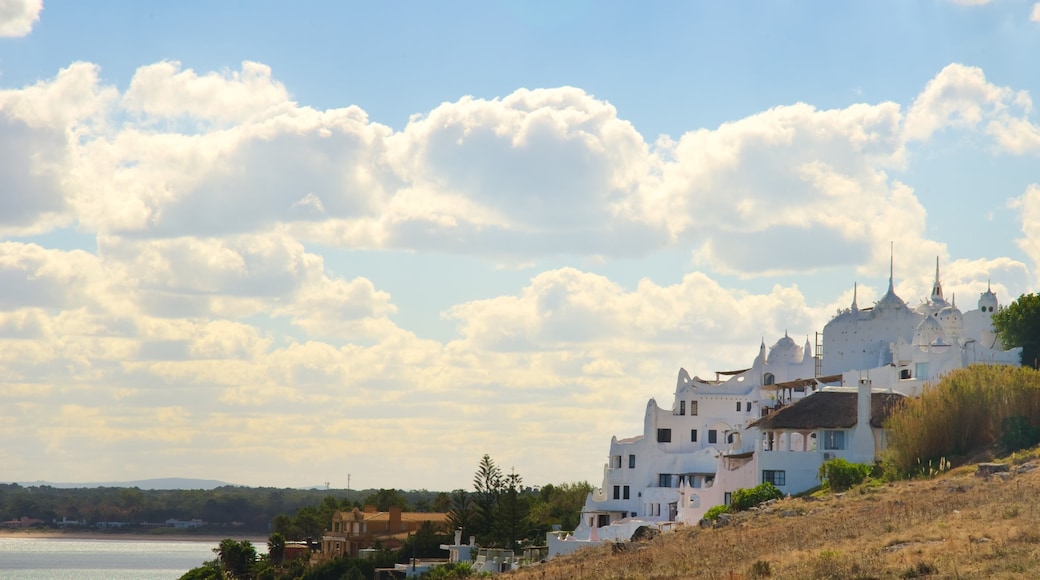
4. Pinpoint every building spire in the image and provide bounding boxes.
[888,242,894,294]
[852,282,859,310]
[932,256,943,301]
